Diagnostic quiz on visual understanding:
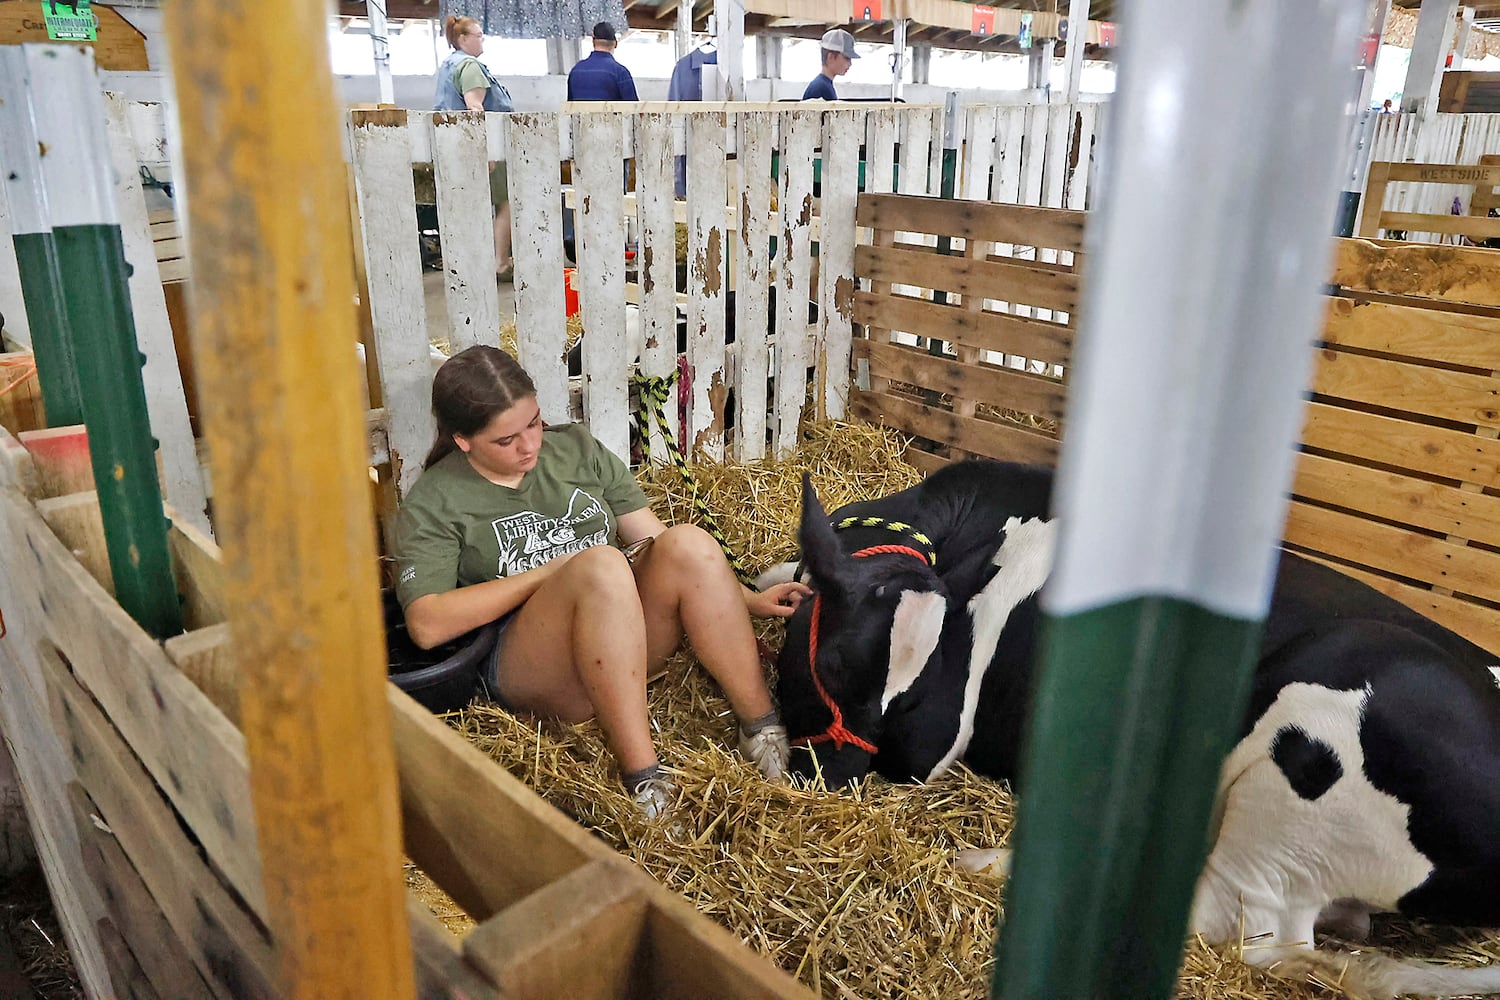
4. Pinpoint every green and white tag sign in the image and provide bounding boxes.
[41,0,97,41]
